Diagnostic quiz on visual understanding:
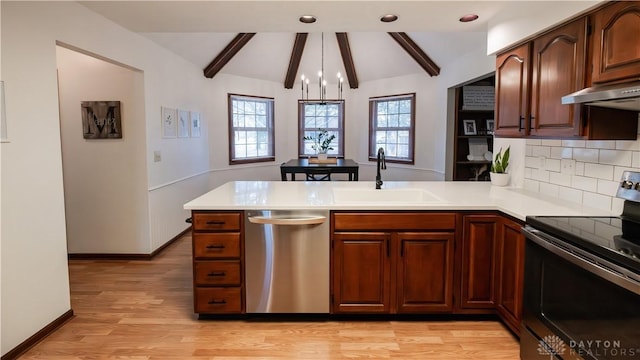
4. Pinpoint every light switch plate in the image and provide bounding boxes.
[153,150,161,162]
